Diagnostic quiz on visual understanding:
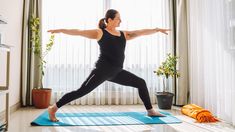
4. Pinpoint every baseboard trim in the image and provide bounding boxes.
[0,102,21,122]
